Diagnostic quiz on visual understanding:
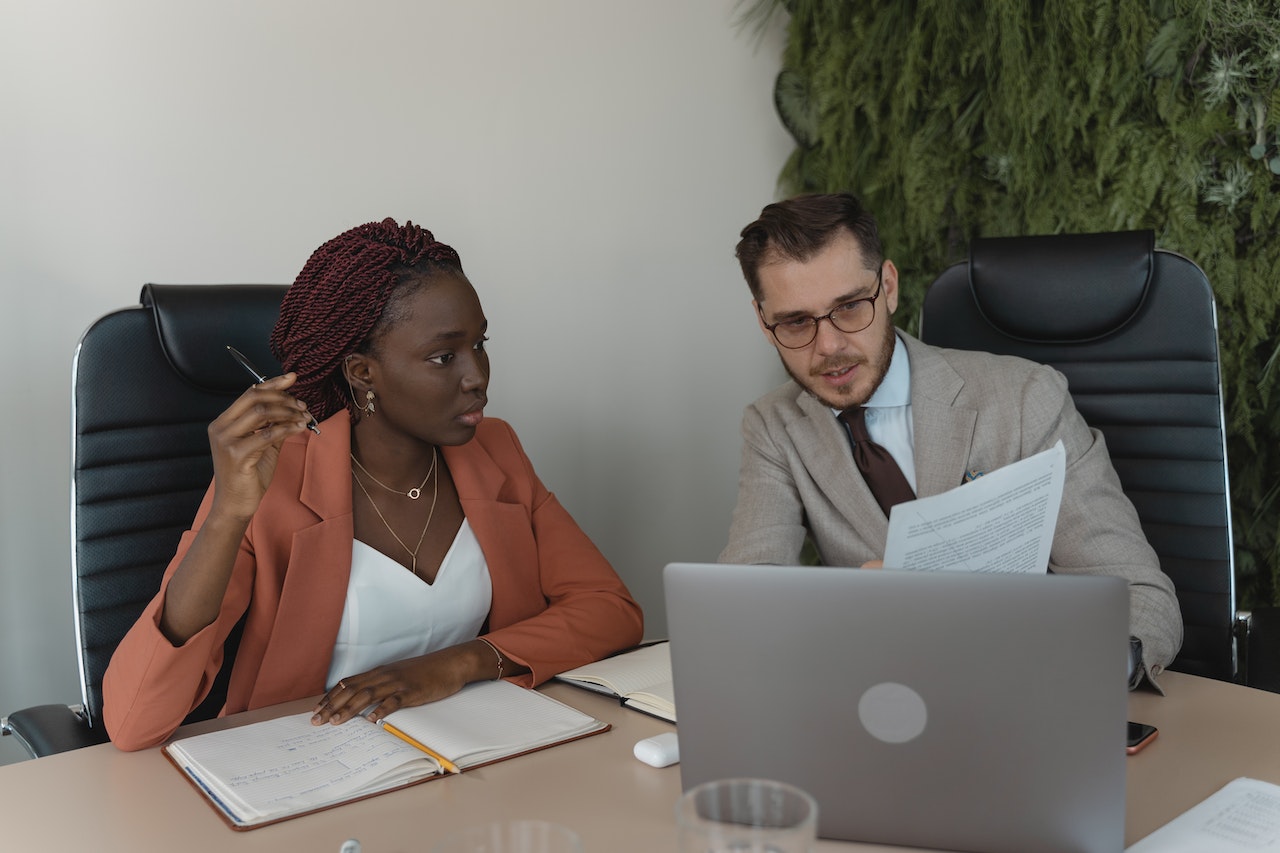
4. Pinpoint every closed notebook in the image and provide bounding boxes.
[164,679,609,830]
[555,642,676,722]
